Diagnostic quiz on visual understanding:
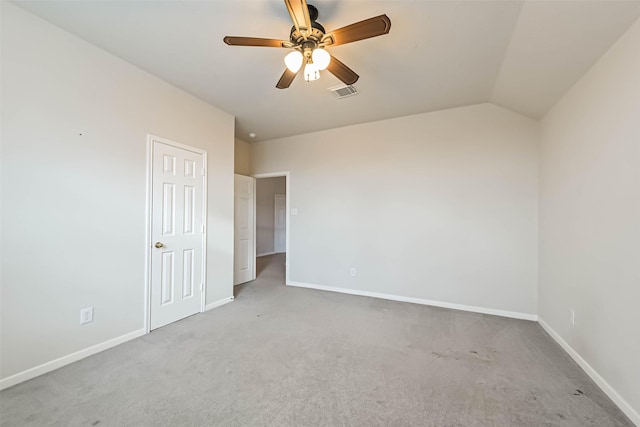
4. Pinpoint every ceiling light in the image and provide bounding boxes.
[248,132,256,138]
[284,51,303,73]
[312,48,331,70]
[304,61,320,82]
